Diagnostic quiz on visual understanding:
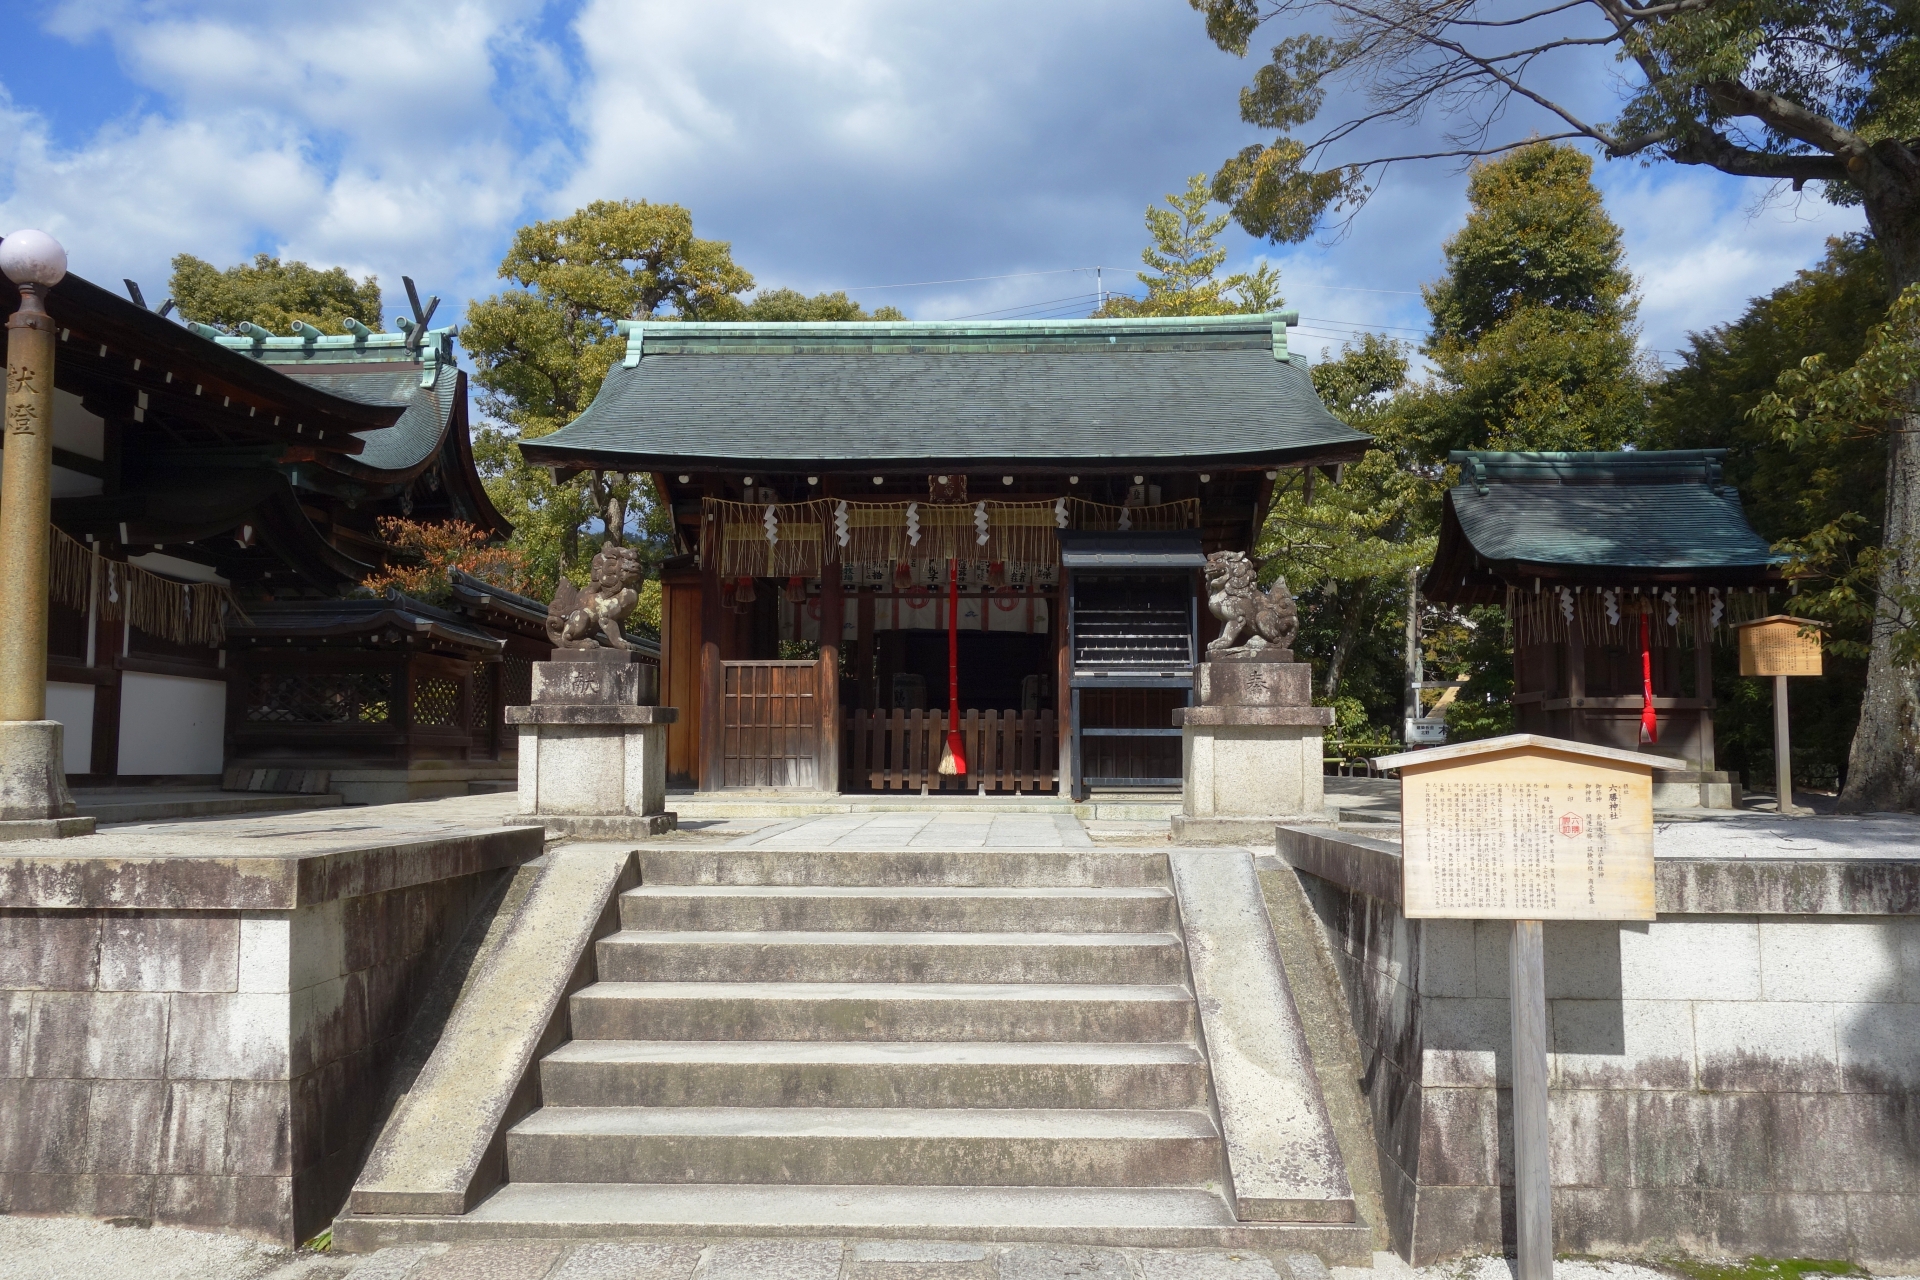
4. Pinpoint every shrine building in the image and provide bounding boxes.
[1422,448,1783,807]
[6,262,607,803]
[518,313,1369,797]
